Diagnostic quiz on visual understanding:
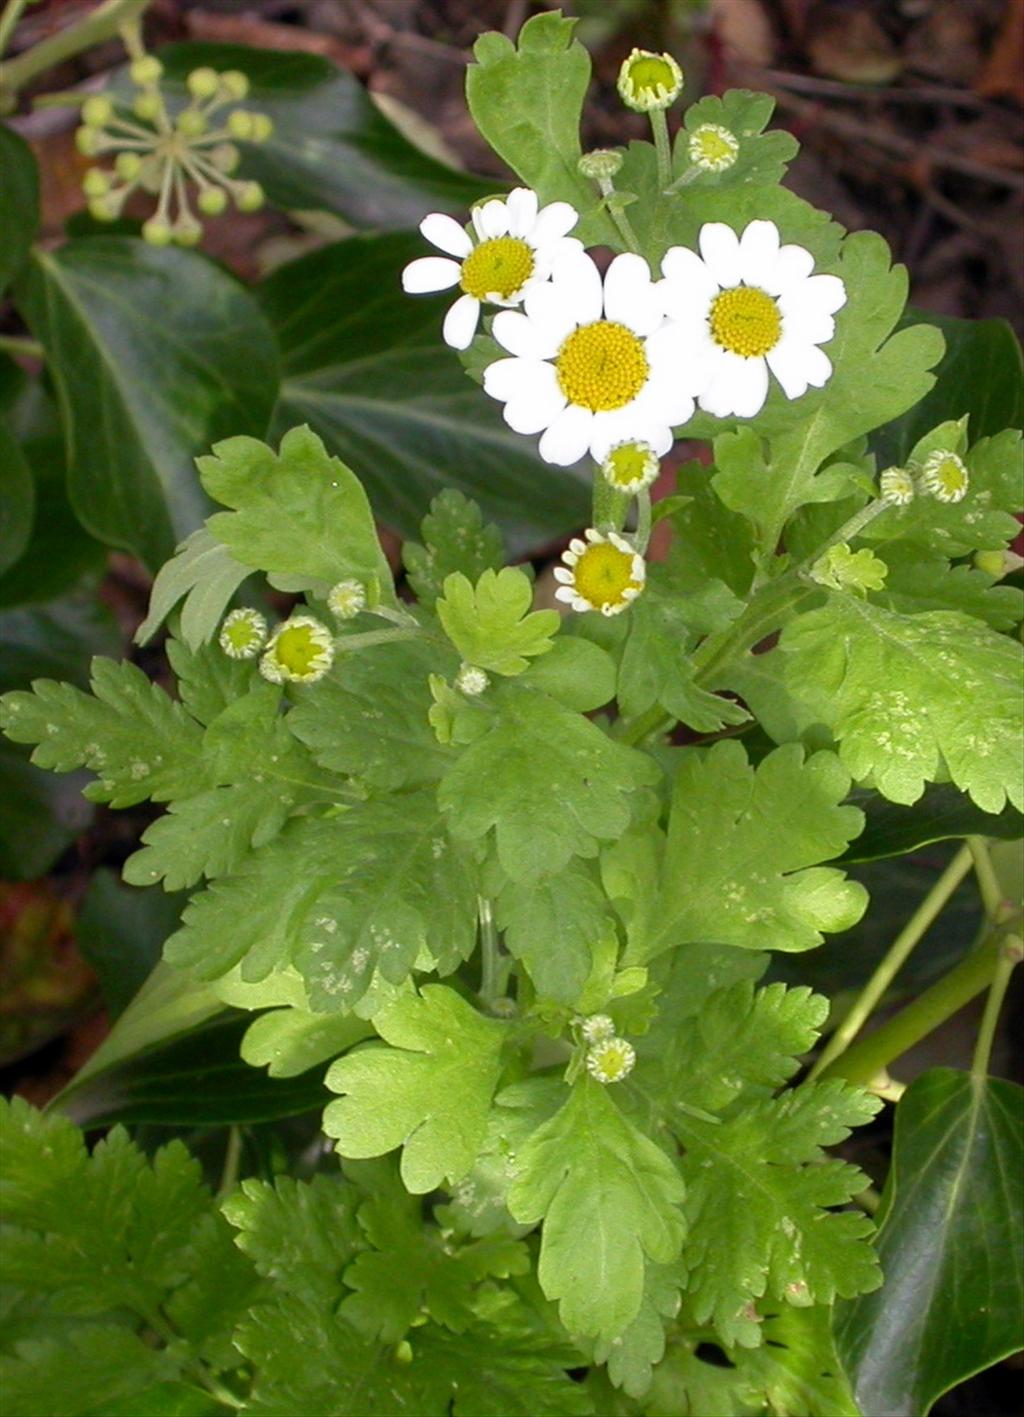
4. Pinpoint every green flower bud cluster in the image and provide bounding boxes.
[75,59,273,247]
